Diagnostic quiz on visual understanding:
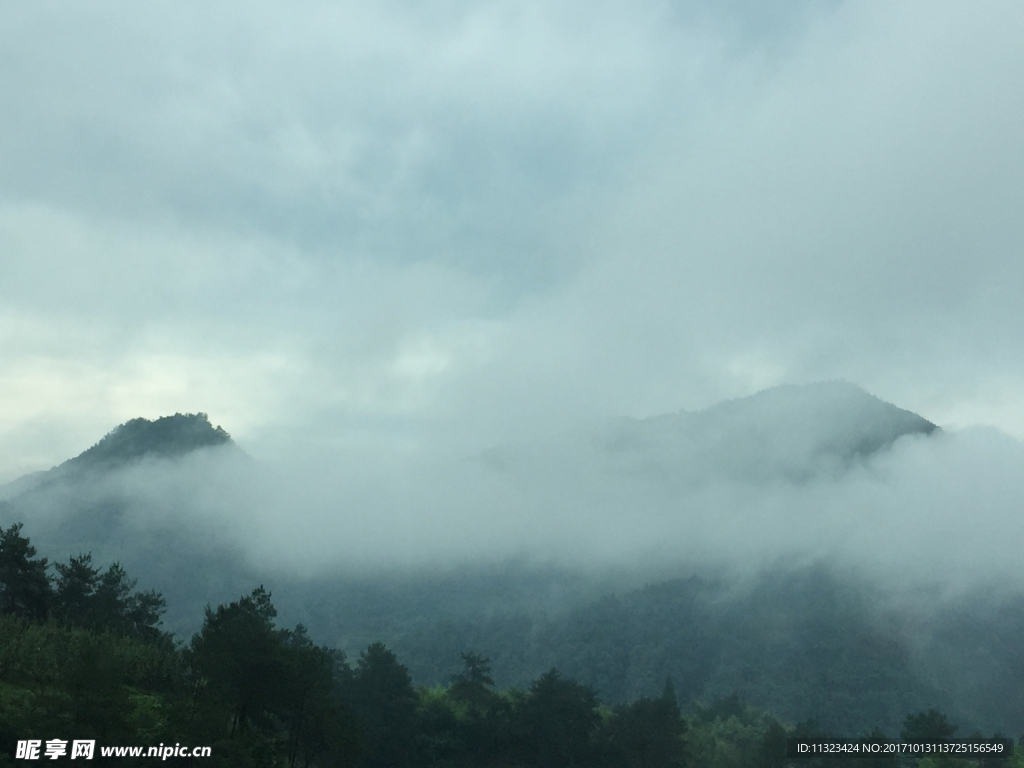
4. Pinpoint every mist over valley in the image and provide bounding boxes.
[4,383,1023,735]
